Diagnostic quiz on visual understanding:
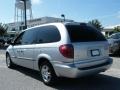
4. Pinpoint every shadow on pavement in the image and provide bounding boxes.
[11,65,42,81]
[11,65,120,90]
[109,51,120,58]
[52,75,120,90]
[110,53,120,58]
